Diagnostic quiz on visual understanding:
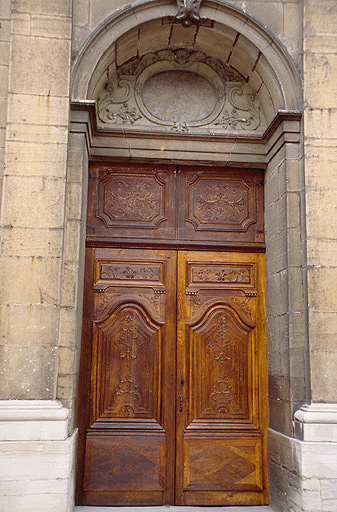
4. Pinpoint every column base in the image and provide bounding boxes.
[0,400,77,512]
